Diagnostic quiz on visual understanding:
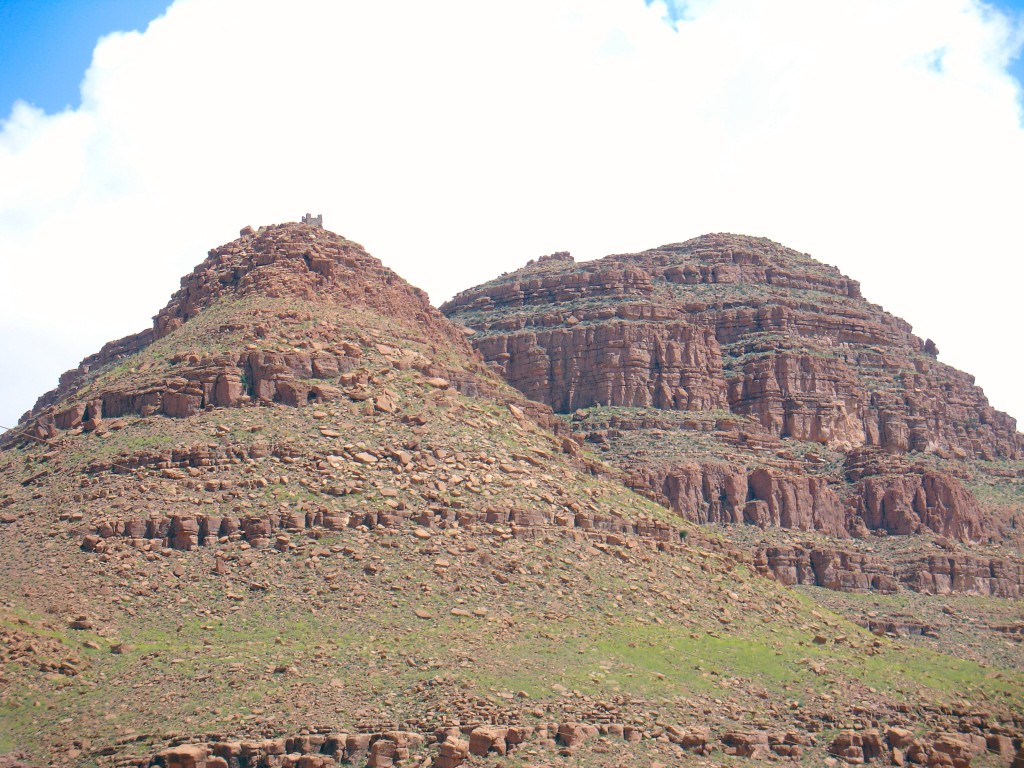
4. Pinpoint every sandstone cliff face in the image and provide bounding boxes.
[749,545,1024,598]
[744,468,846,536]
[854,472,983,541]
[444,235,1020,461]
[473,322,728,413]
[629,461,847,536]
[726,352,866,449]
[906,553,1024,597]
[752,546,900,593]
[841,449,986,541]
[444,234,1021,542]
[622,452,986,546]
[636,461,748,526]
